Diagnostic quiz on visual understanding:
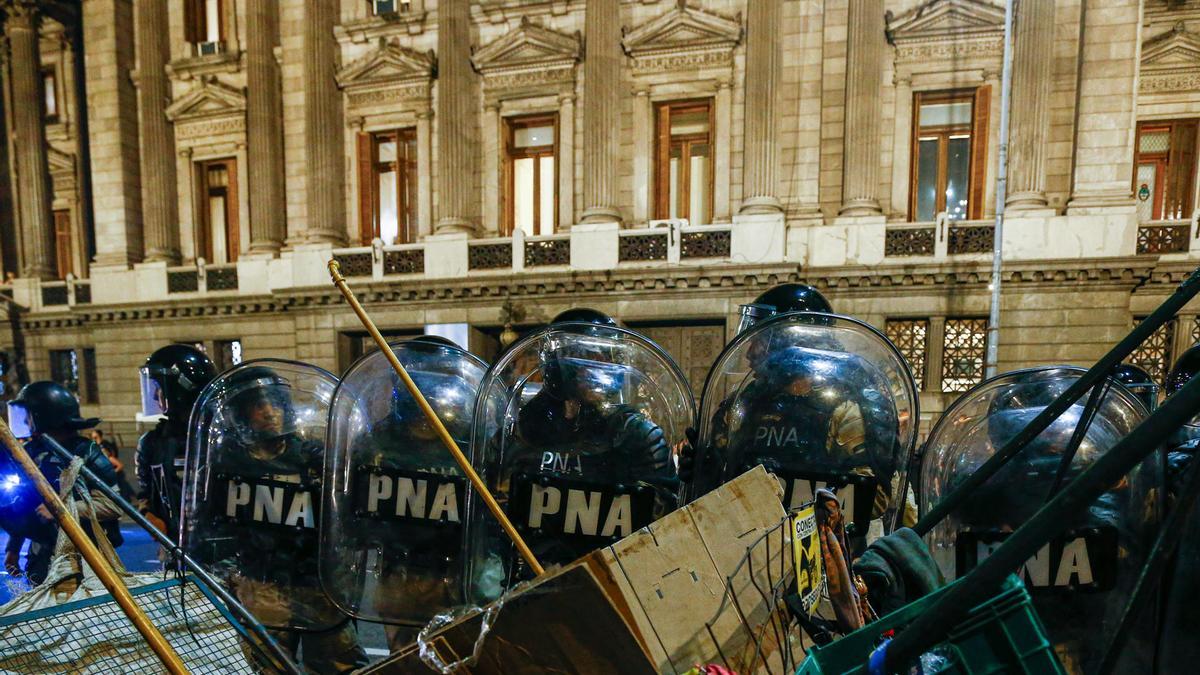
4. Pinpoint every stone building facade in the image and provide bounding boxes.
[1,0,1200,451]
